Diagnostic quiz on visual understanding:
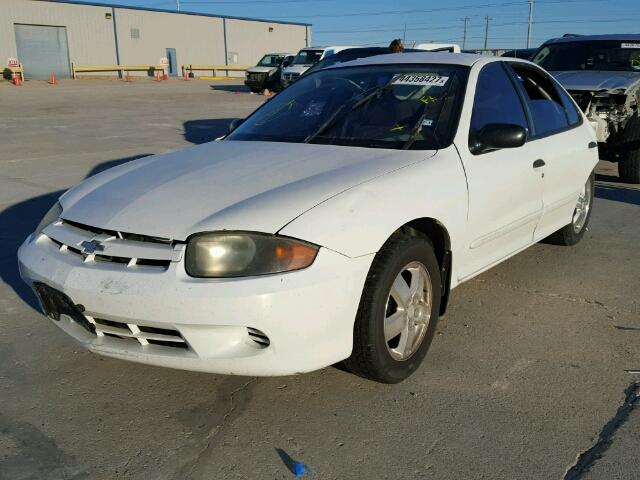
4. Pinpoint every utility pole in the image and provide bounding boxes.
[526,0,534,48]
[462,16,469,50]
[484,16,491,50]
[176,0,181,11]
[403,23,407,44]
